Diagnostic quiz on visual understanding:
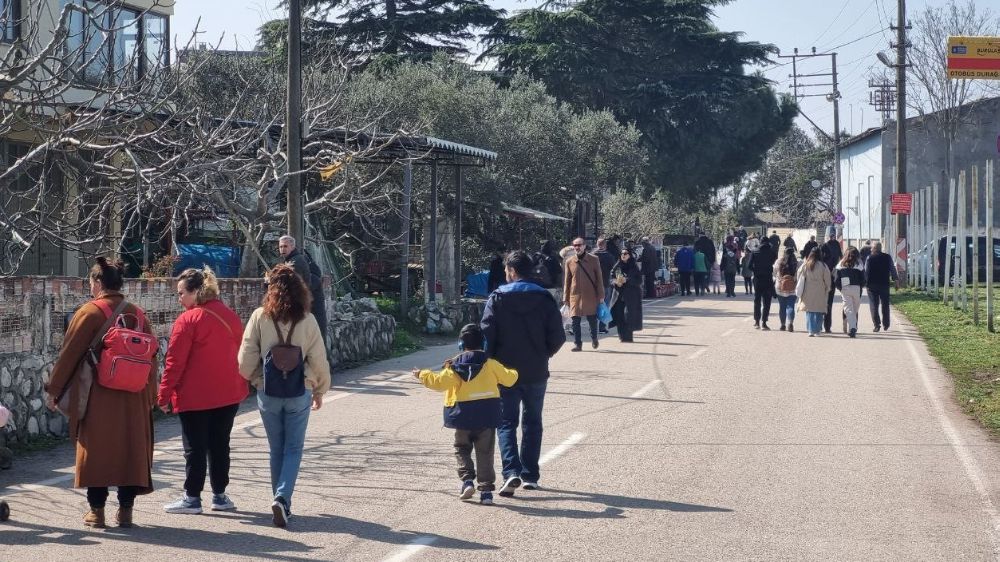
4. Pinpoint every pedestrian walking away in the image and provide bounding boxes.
[487,246,507,294]
[801,235,818,260]
[279,235,328,348]
[693,247,709,296]
[638,236,660,299]
[413,324,519,506]
[820,230,843,333]
[594,237,617,333]
[773,248,799,332]
[768,230,781,251]
[609,248,644,342]
[44,258,157,529]
[563,238,605,351]
[749,238,777,329]
[740,251,754,295]
[674,244,695,296]
[694,233,717,270]
[783,233,798,254]
[864,241,899,332]
[836,247,865,338]
[158,267,248,515]
[798,248,833,336]
[721,245,739,297]
[238,264,331,528]
[481,251,565,495]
